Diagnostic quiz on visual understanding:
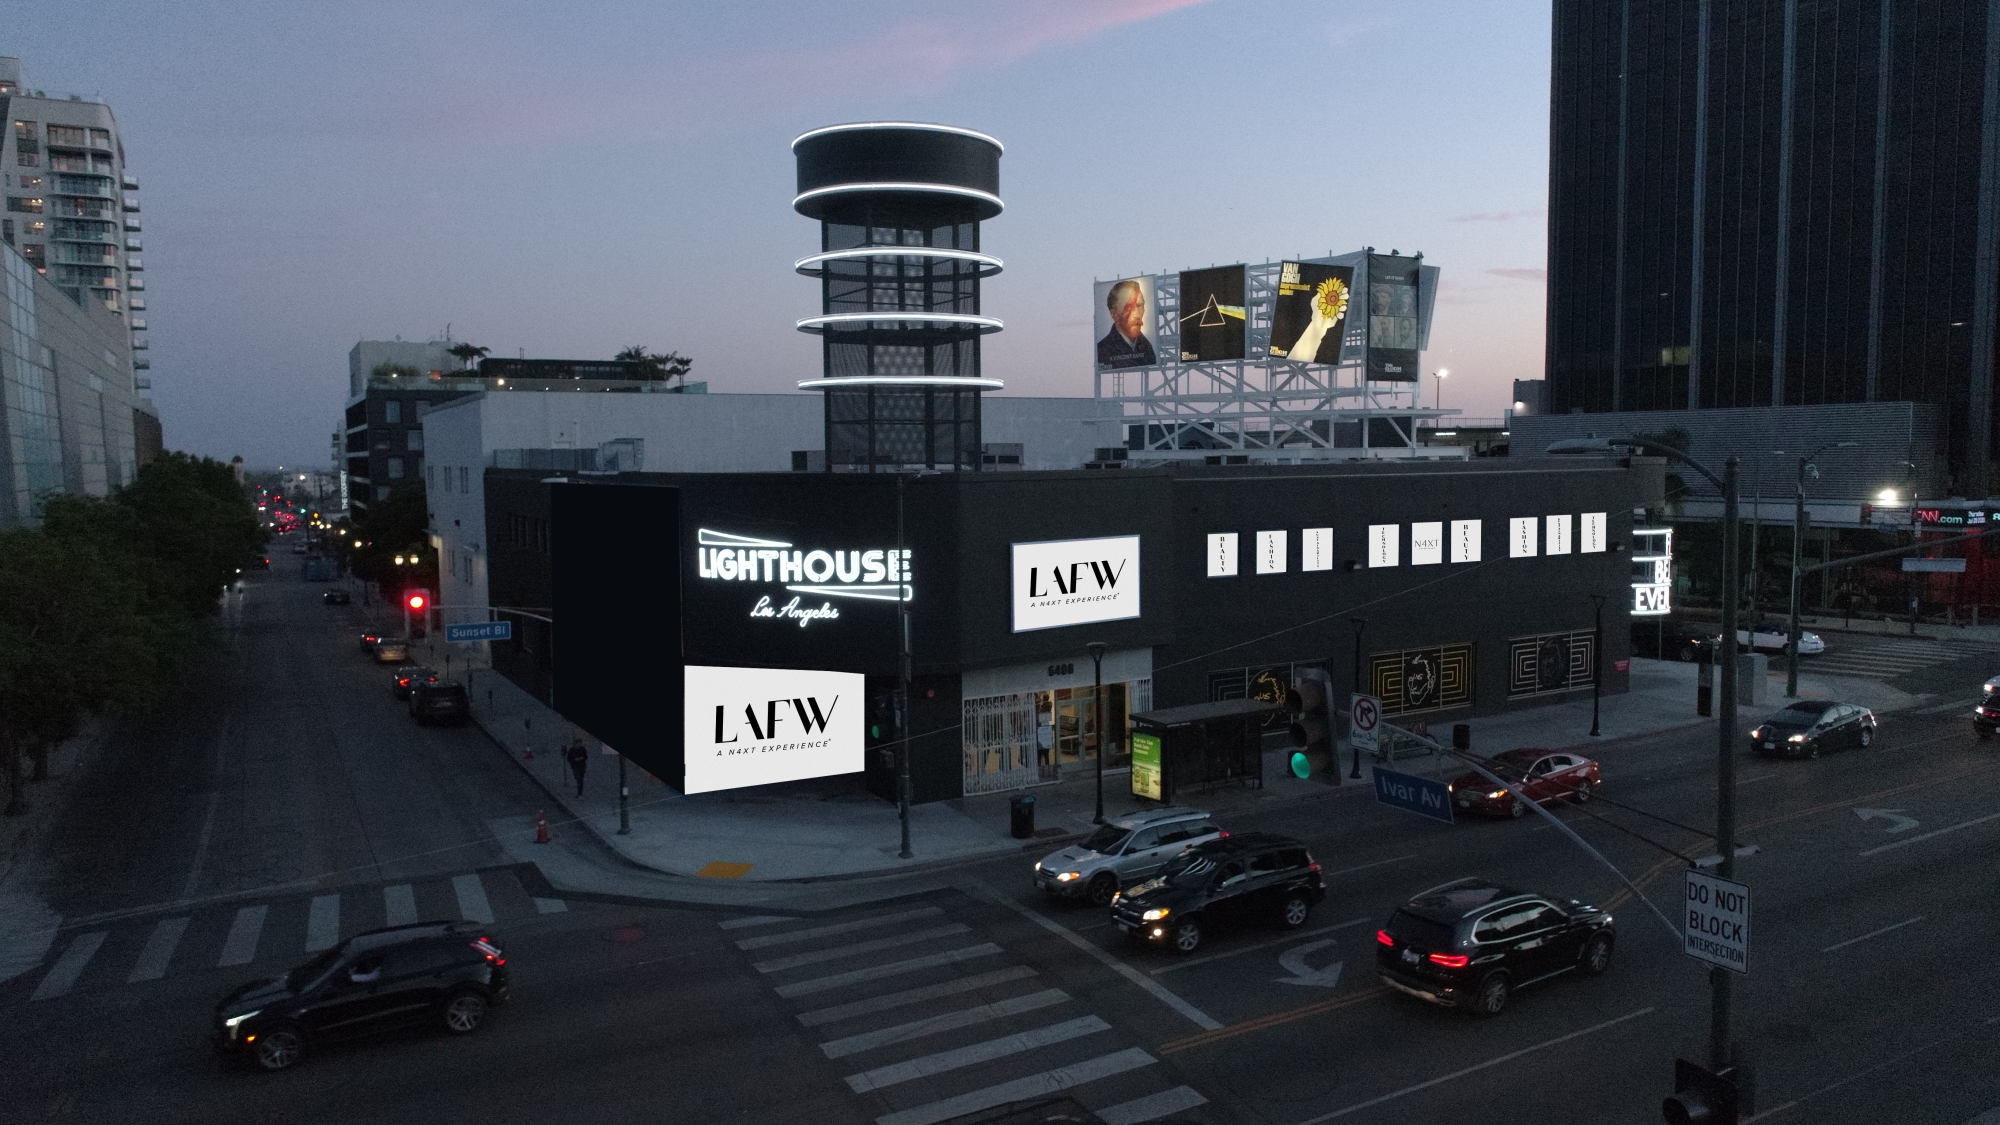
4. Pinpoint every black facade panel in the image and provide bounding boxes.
[794,127,1001,203]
